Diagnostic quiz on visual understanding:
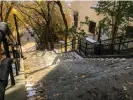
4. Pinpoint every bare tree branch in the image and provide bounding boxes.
[4,2,15,22]
[35,1,48,22]
[16,6,41,27]
[19,3,47,22]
